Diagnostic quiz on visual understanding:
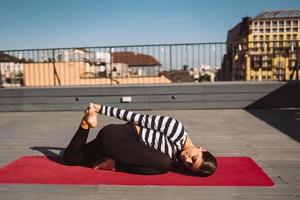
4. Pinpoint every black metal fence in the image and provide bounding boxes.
[0,41,299,87]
